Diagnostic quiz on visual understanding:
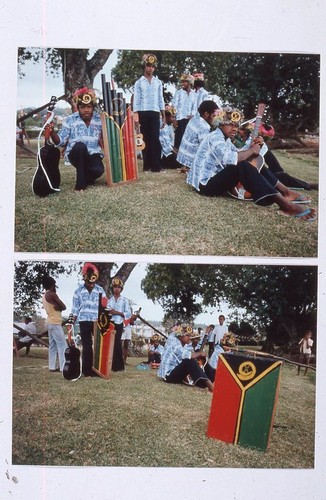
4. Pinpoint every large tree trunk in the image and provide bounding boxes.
[58,49,113,107]
[95,262,137,295]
